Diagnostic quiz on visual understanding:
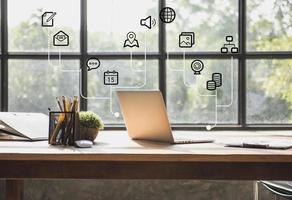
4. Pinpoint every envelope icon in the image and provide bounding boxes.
[53,31,69,46]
